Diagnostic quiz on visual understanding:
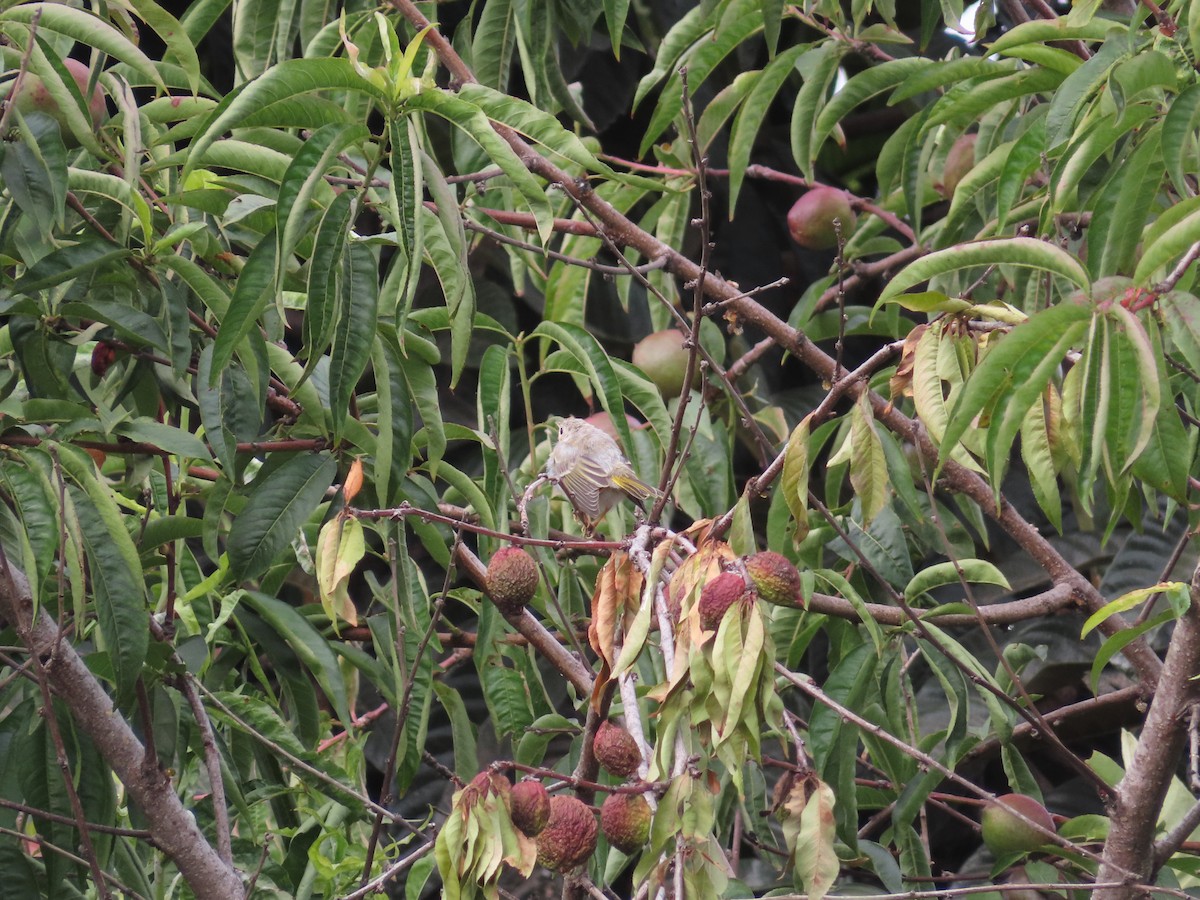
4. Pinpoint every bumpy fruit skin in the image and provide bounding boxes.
[941,133,977,197]
[786,187,857,250]
[745,551,803,606]
[593,721,641,779]
[632,330,698,398]
[698,571,748,632]
[485,547,539,615]
[511,780,551,837]
[536,796,598,872]
[600,792,652,854]
[981,793,1055,855]
[7,58,106,132]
